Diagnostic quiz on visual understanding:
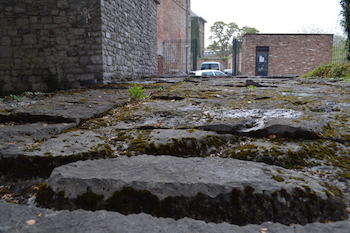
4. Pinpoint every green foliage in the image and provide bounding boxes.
[9,94,30,102]
[22,91,45,96]
[208,21,259,57]
[238,26,260,39]
[128,83,149,101]
[209,21,240,57]
[300,63,350,80]
[0,91,45,103]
